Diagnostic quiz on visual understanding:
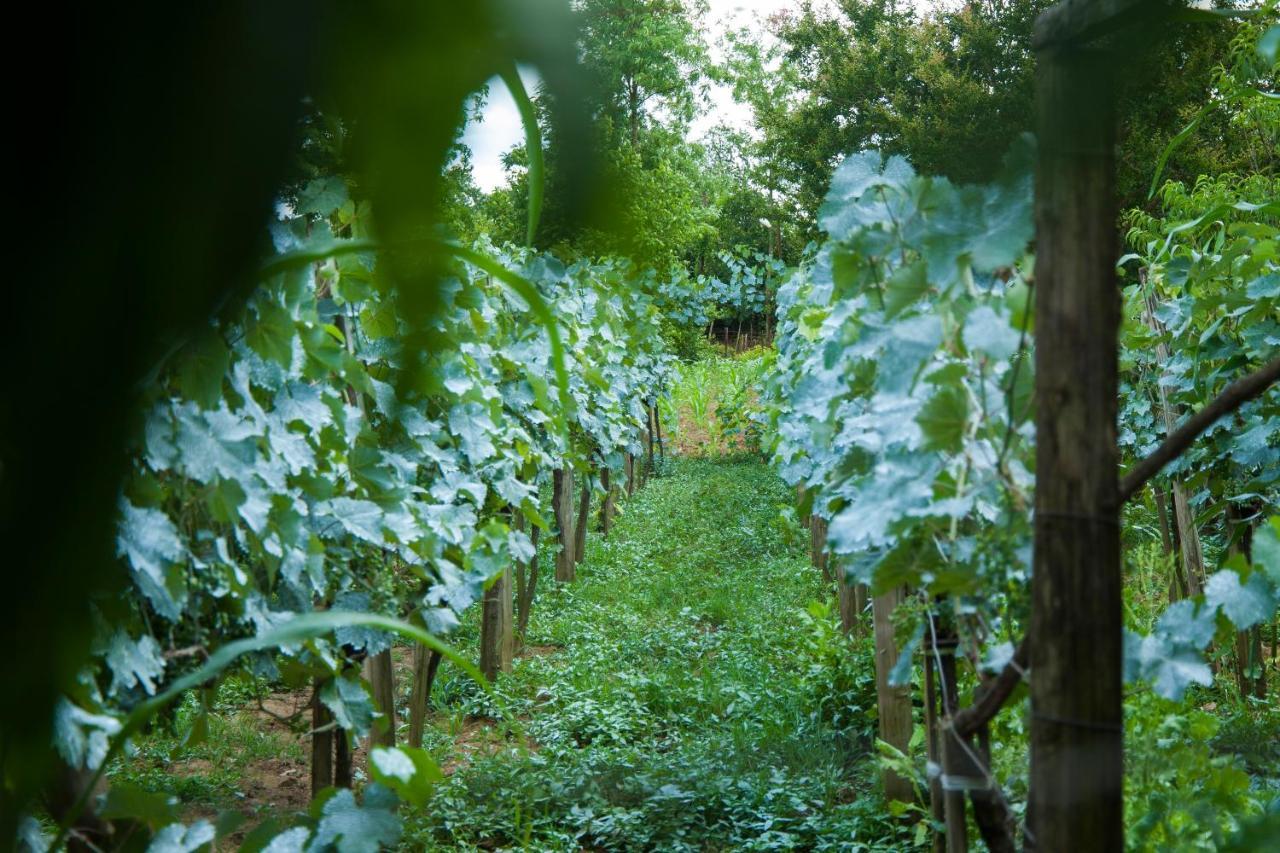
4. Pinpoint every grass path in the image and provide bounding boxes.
[409,458,903,851]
